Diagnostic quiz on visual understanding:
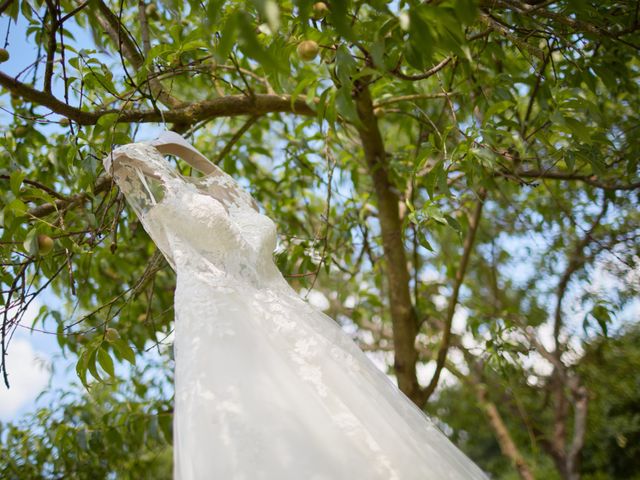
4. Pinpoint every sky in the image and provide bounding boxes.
[0,12,83,422]
[0,295,76,421]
